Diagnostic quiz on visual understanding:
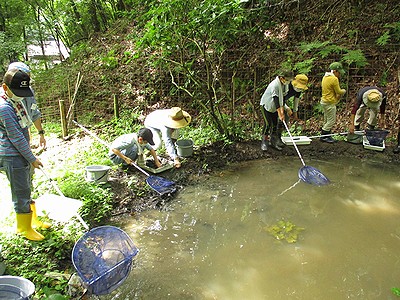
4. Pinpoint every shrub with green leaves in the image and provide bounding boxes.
[58,172,114,225]
[0,223,81,297]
